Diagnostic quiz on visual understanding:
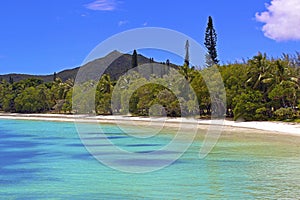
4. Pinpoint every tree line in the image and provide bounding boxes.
[0,52,299,121]
[0,77,73,114]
